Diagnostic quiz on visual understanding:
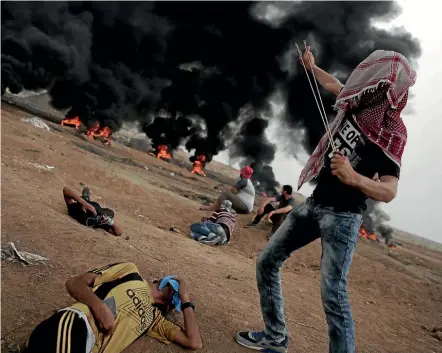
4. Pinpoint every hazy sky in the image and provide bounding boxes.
[216,0,442,243]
